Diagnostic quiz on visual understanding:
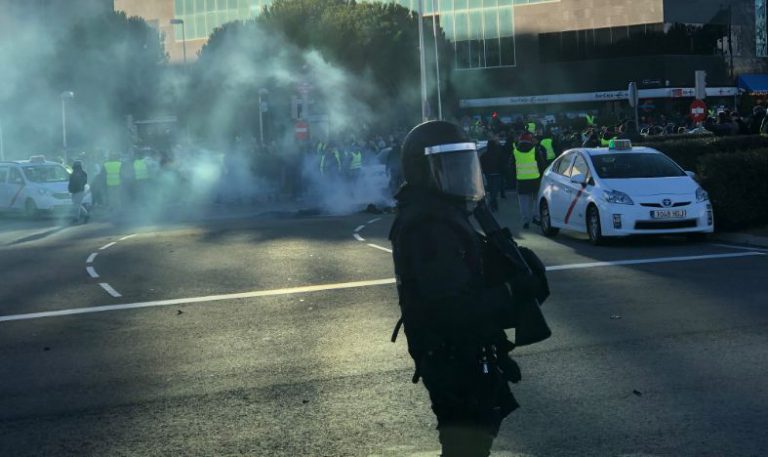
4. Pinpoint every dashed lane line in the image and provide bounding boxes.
[86,266,100,279]
[89,233,136,298]
[99,241,117,251]
[0,278,396,323]
[354,225,366,232]
[367,243,393,253]
[353,233,365,242]
[99,283,122,298]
